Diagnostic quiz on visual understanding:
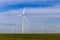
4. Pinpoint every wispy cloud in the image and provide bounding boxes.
[26,7,60,14]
